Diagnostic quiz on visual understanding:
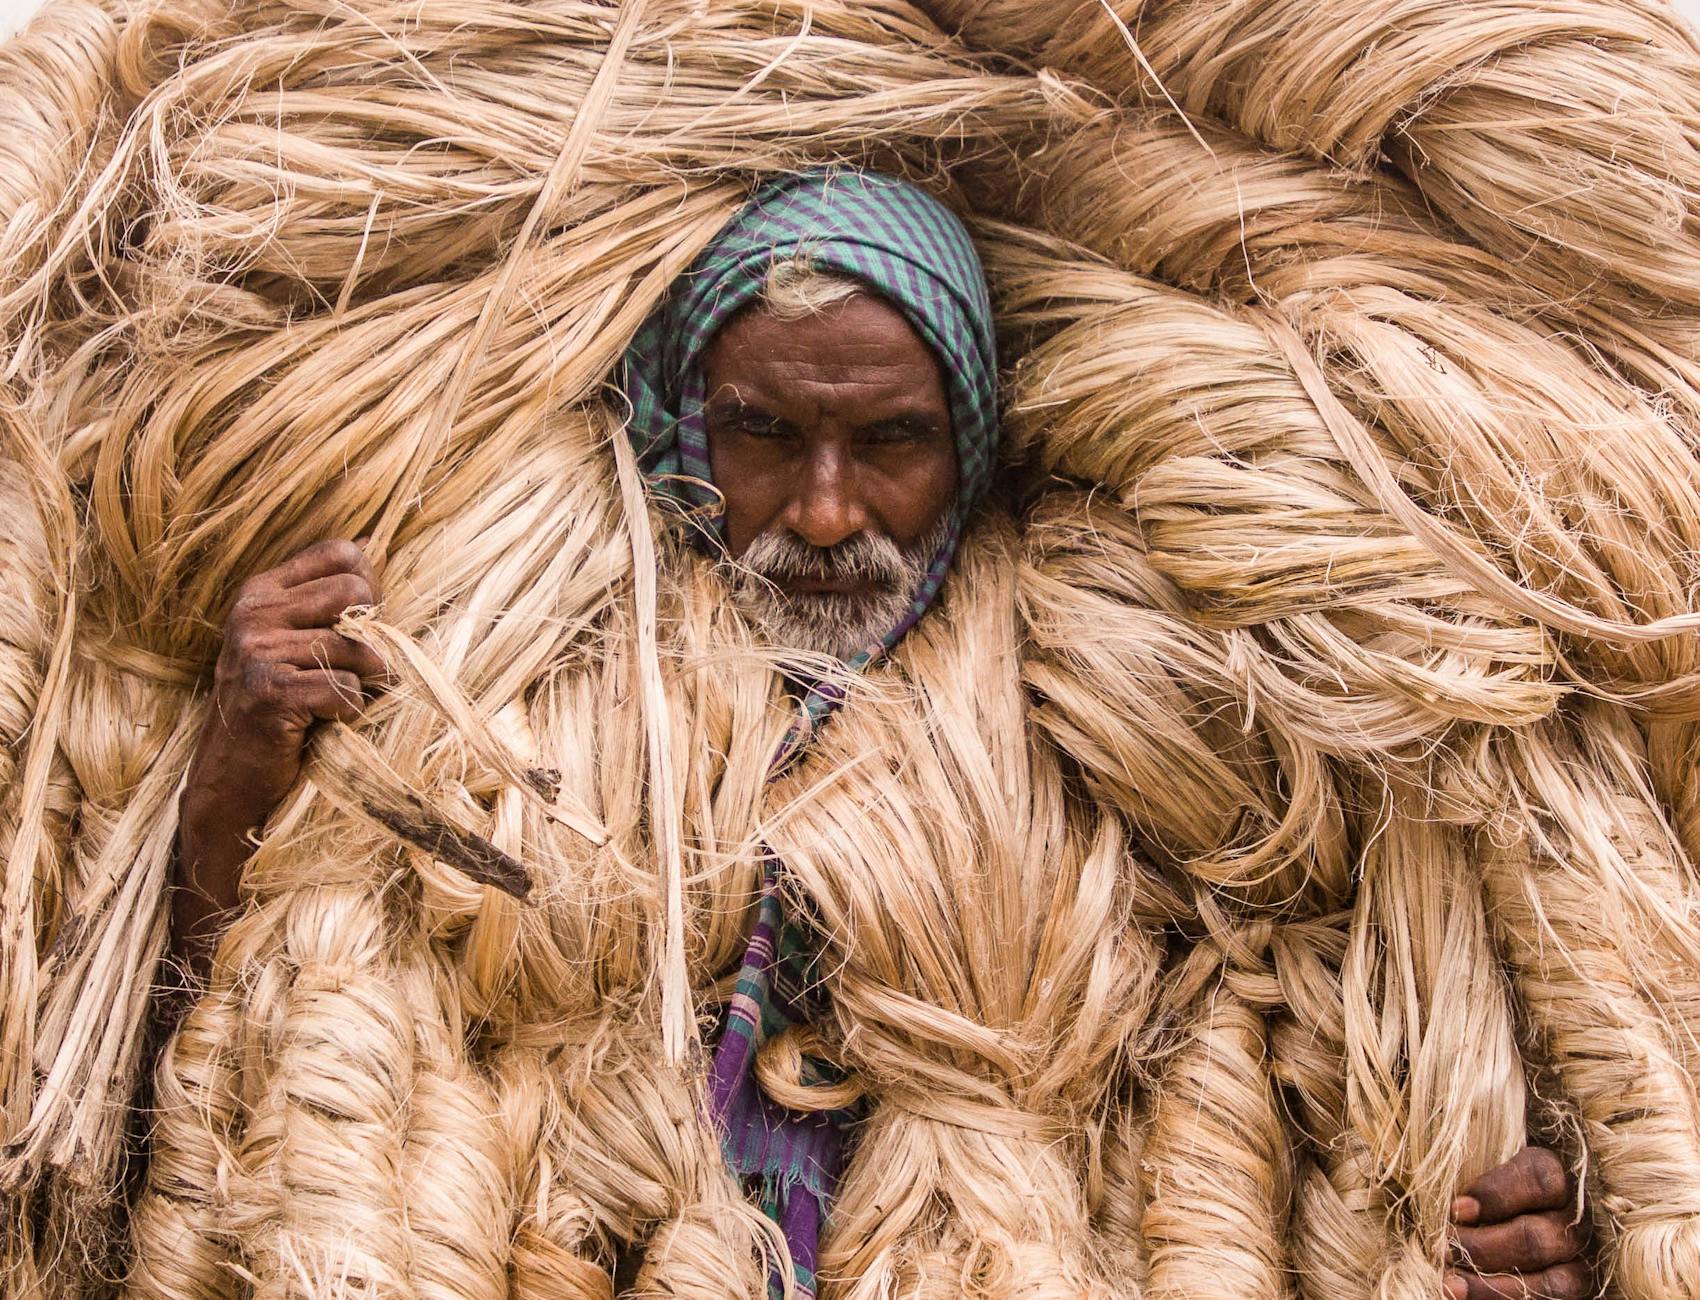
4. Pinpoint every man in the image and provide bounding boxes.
[170,171,1588,1298]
